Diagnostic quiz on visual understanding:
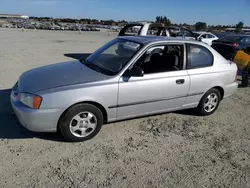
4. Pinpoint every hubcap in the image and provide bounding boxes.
[204,93,218,113]
[69,112,97,138]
